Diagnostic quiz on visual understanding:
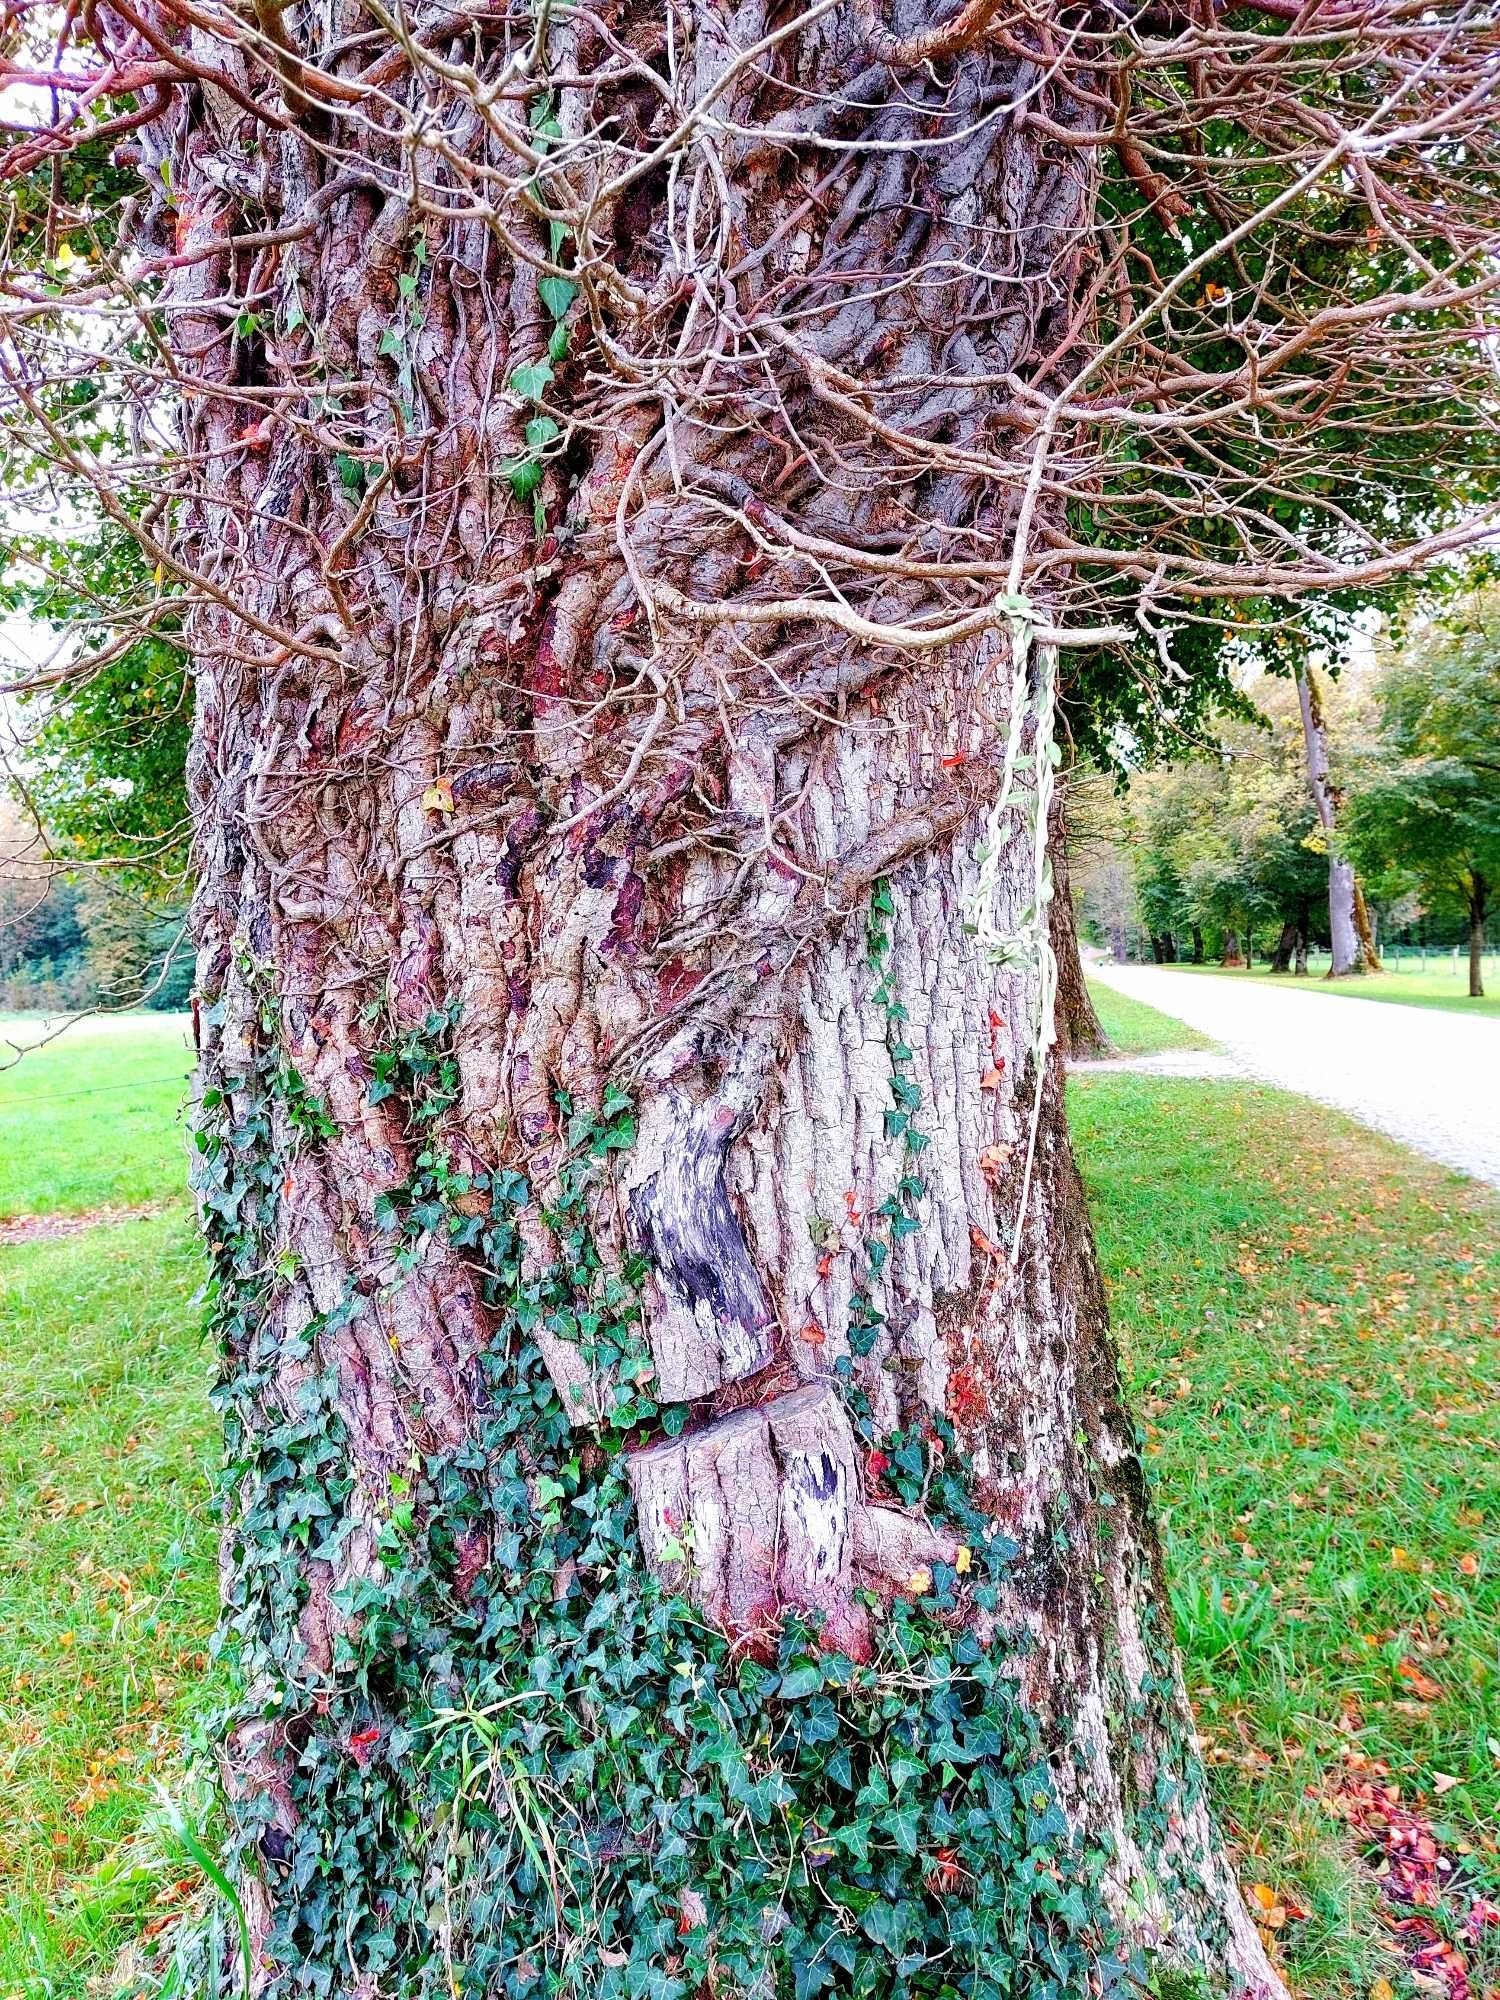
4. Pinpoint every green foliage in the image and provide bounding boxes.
[1125,690,1326,952]
[12,1020,1500,1998]
[1069,118,1500,771]
[6,520,191,888]
[166,957,1184,2000]
[500,96,576,530]
[1344,603,1500,925]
